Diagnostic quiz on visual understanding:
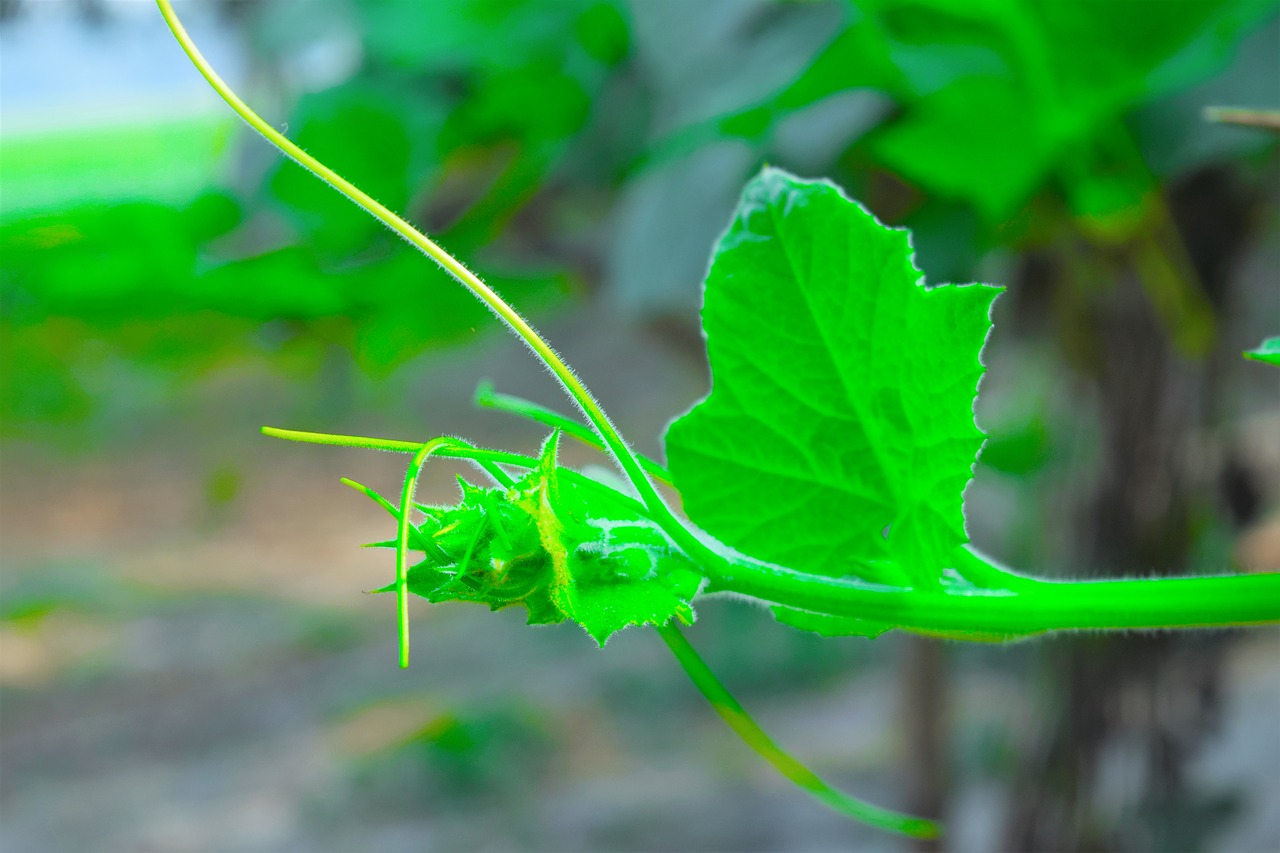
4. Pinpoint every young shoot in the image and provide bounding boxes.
[159,0,1280,839]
